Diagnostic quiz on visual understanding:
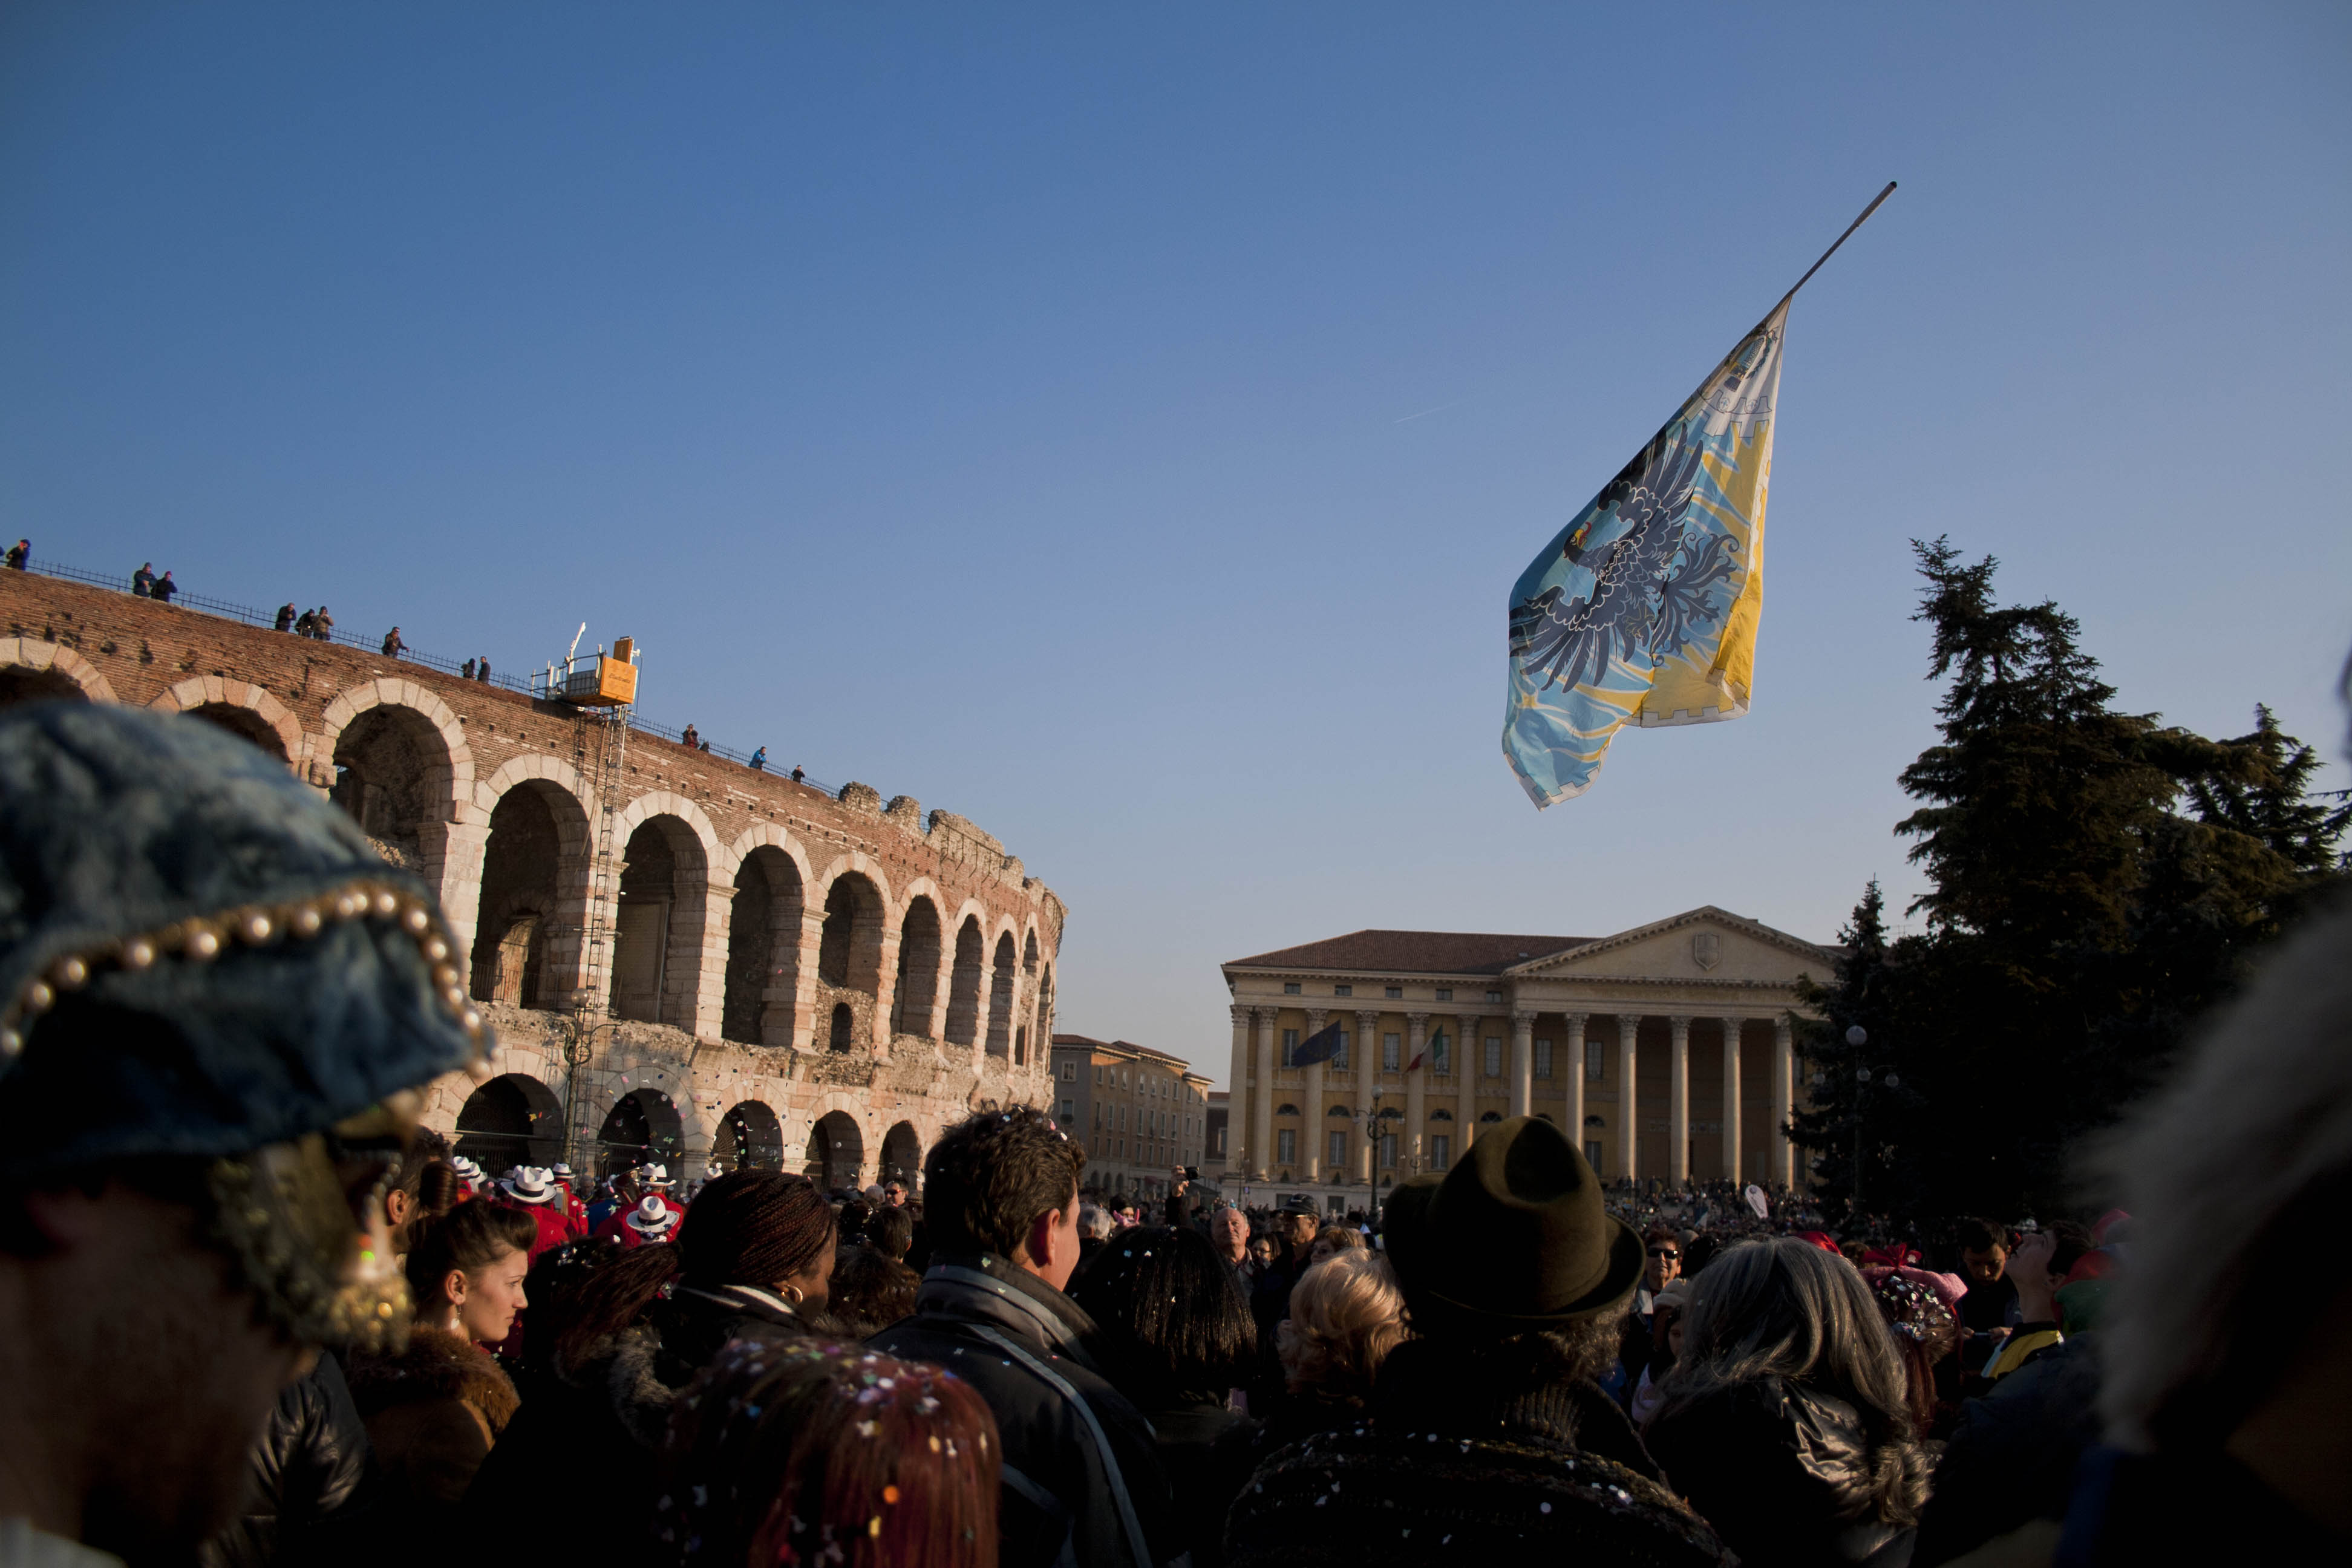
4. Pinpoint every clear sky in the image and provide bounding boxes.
[6,4,2348,1085]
